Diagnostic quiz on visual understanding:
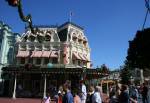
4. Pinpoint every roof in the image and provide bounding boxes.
[33,25,58,28]
[58,22,84,30]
